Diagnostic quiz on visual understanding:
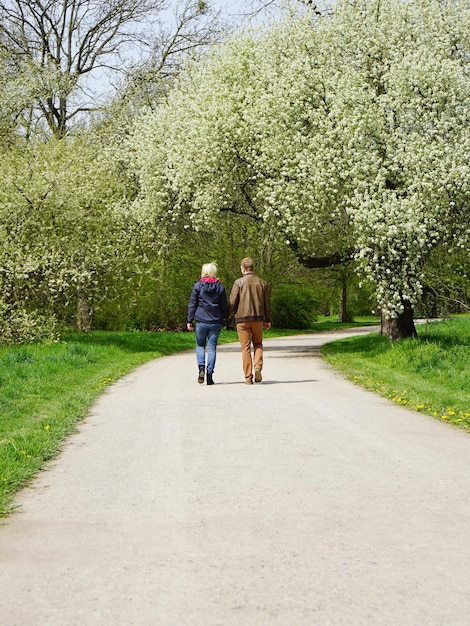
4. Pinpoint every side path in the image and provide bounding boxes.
[1,328,470,626]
